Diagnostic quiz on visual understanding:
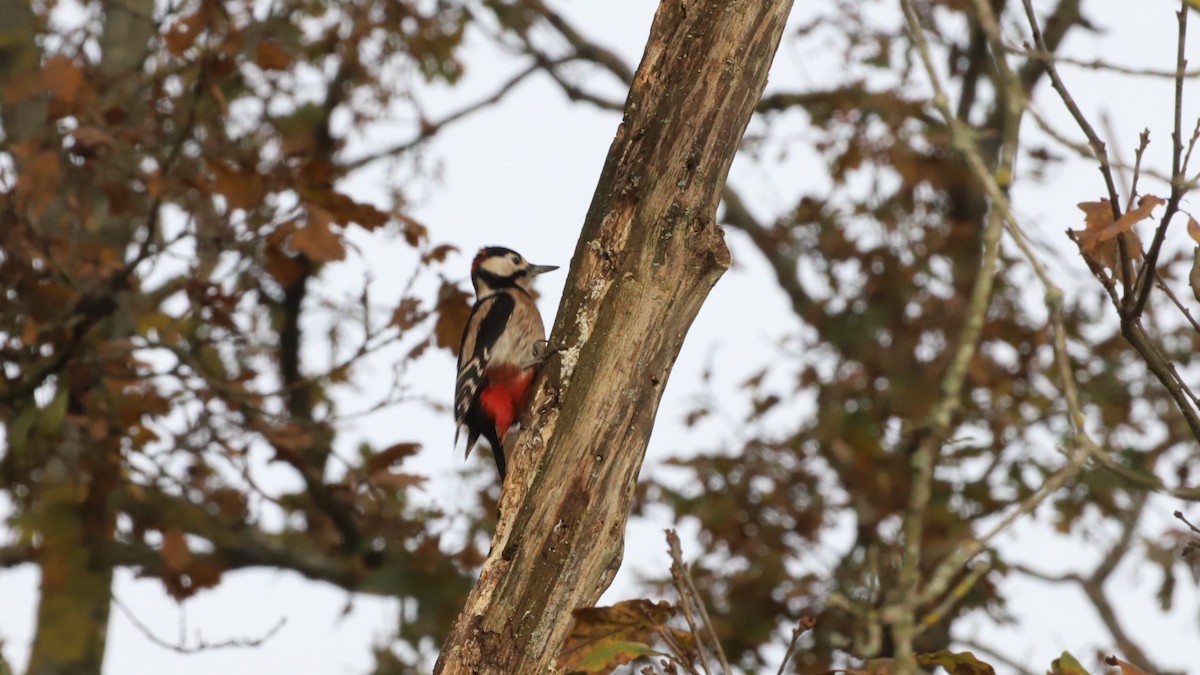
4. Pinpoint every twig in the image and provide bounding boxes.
[1126,129,1151,213]
[666,530,713,675]
[1088,445,1200,500]
[775,617,816,675]
[683,569,730,674]
[1021,0,1122,214]
[1027,106,1189,189]
[1013,46,1200,79]
[343,60,547,172]
[1176,509,1200,534]
[112,595,286,654]
[665,530,730,674]
[1132,0,1190,318]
